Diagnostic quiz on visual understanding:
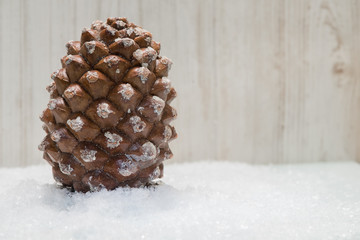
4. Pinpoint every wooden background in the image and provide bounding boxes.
[0,0,360,167]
